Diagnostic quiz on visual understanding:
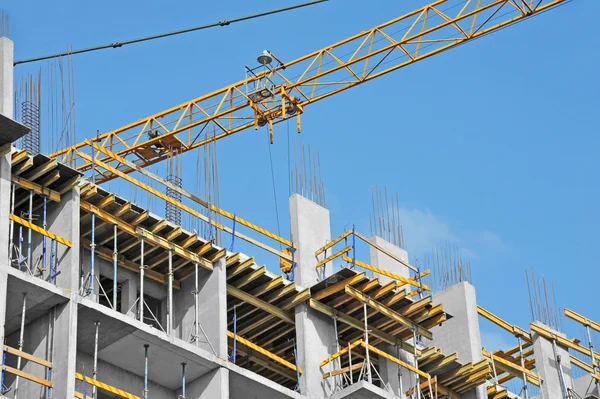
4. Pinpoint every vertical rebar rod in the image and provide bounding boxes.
[14,294,27,399]
[113,225,118,310]
[90,212,95,295]
[181,362,186,398]
[363,302,372,384]
[26,190,33,268]
[194,262,199,347]
[168,250,173,335]
[93,321,99,399]
[143,344,149,399]
[139,239,145,323]
[42,195,47,276]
